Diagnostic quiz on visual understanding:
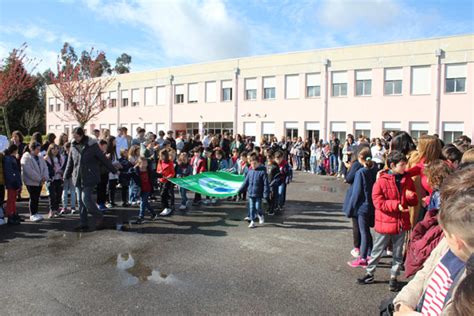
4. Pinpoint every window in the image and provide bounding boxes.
[144,123,153,133]
[332,71,348,97]
[48,125,54,131]
[175,85,184,104]
[188,83,198,103]
[48,98,54,112]
[186,122,199,136]
[144,87,154,106]
[109,124,117,135]
[156,123,166,135]
[354,122,371,139]
[355,70,372,96]
[262,122,275,140]
[245,78,257,100]
[205,81,217,103]
[285,122,298,139]
[410,122,429,139]
[100,92,107,107]
[243,122,256,142]
[442,122,464,143]
[157,86,166,105]
[263,76,276,100]
[331,122,347,141]
[306,73,321,98]
[56,101,61,111]
[384,68,403,95]
[285,75,299,99]
[383,121,401,132]
[121,90,129,107]
[445,64,467,93]
[130,123,139,138]
[131,89,140,107]
[305,122,320,142]
[64,101,69,111]
[204,122,233,136]
[222,80,232,101]
[109,91,117,107]
[411,66,431,95]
